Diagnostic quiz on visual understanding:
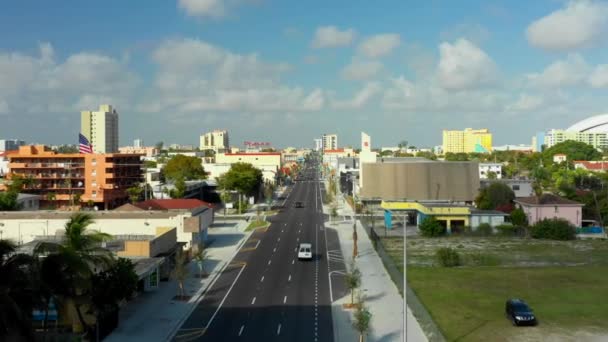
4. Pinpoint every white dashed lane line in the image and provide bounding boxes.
[251,297,256,305]
[239,325,245,336]
[260,276,264,282]
[276,324,282,335]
